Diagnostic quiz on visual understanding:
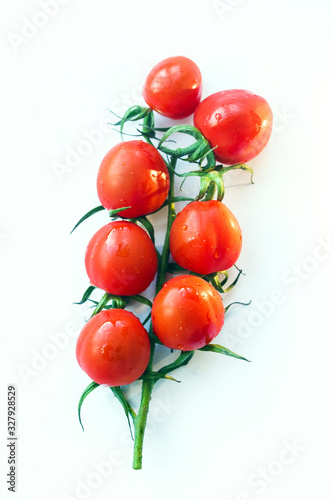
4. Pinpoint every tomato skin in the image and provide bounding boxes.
[76,309,151,386]
[97,141,170,218]
[143,56,202,119]
[169,200,242,274]
[193,89,273,164]
[85,221,158,296]
[151,275,224,351]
